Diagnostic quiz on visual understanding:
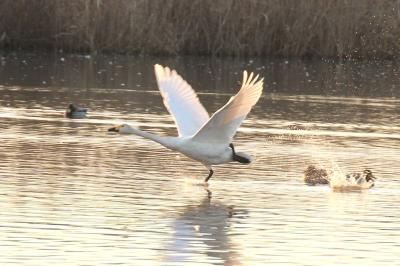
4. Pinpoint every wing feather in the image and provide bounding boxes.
[154,64,209,137]
[192,71,264,144]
